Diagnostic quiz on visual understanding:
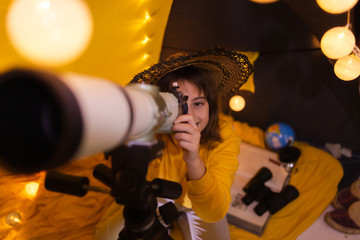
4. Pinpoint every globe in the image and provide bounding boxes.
[265,122,295,150]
